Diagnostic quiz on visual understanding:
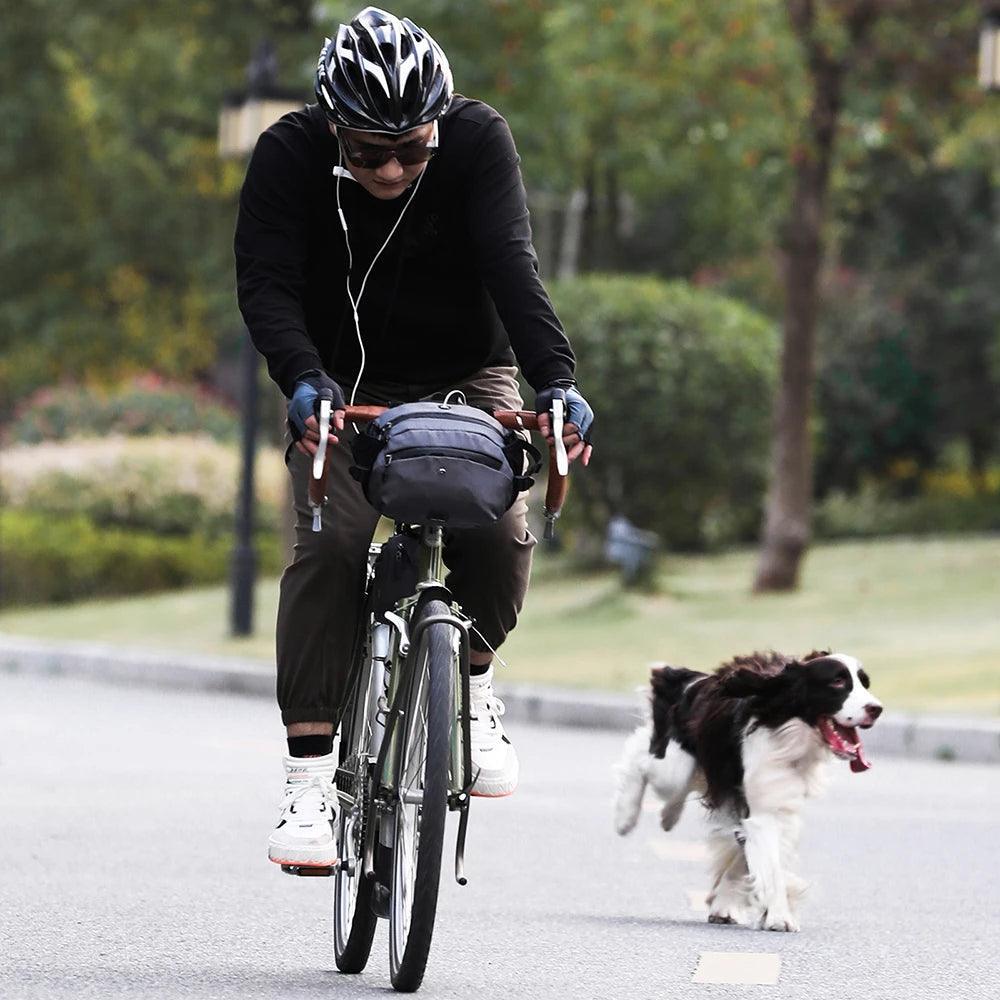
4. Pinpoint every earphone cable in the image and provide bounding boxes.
[335,149,426,423]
